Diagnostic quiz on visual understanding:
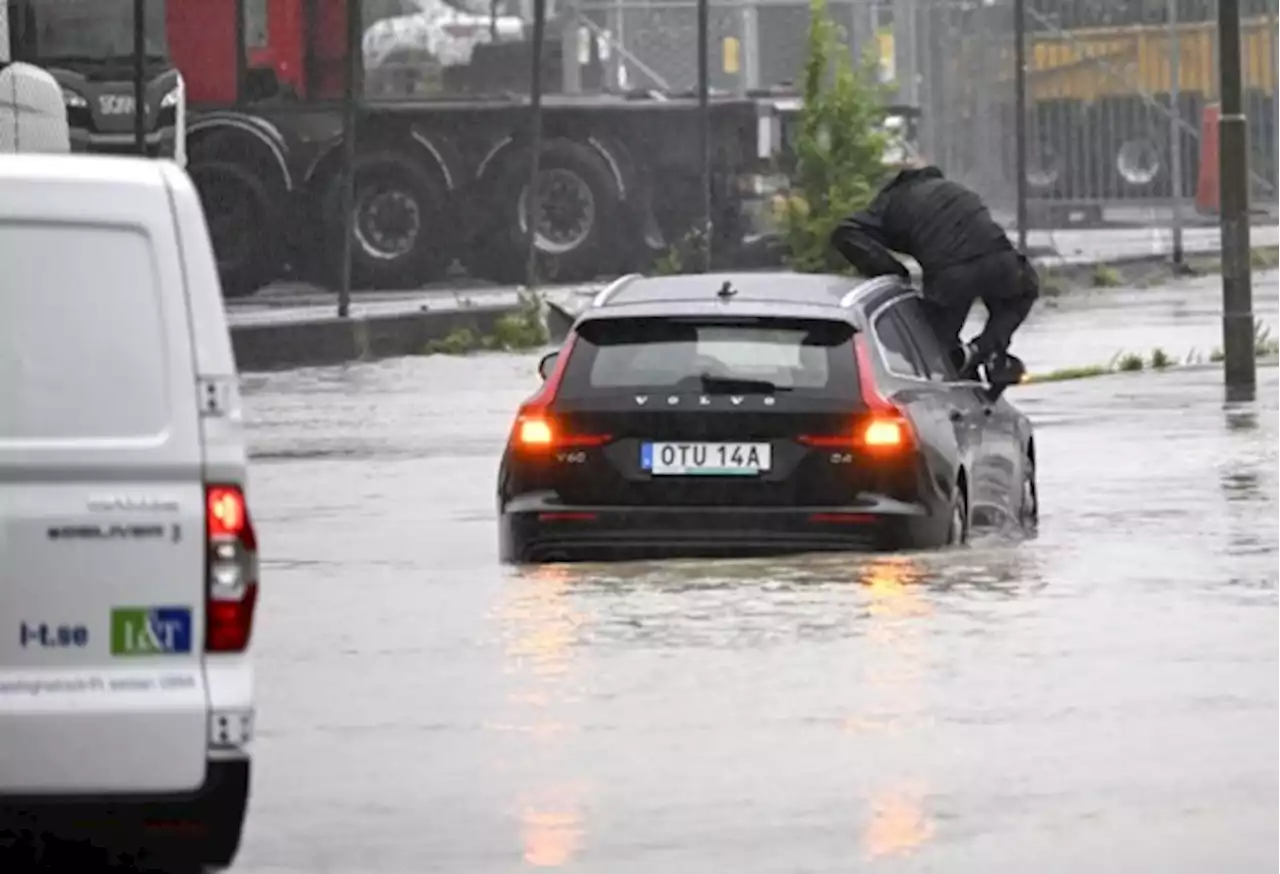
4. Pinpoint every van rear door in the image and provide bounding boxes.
[0,162,208,794]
